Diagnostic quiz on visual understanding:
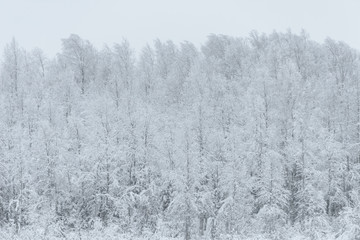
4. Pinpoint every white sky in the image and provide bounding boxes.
[0,0,359,57]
